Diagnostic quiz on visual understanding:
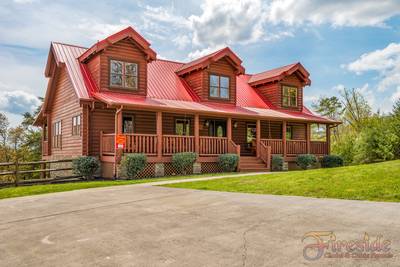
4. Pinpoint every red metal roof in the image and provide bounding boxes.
[51,42,90,99]
[79,27,157,63]
[43,40,335,124]
[248,62,311,86]
[175,47,245,76]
